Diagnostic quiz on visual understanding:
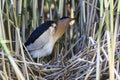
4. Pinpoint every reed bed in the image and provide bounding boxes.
[0,0,120,80]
